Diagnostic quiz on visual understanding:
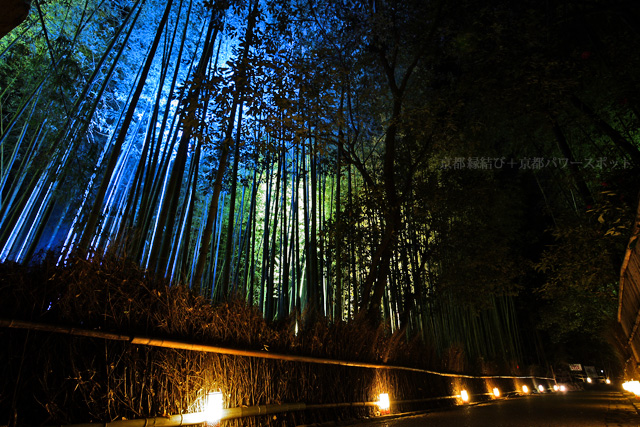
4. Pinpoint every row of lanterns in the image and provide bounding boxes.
[376,382,568,412]
[204,382,574,424]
